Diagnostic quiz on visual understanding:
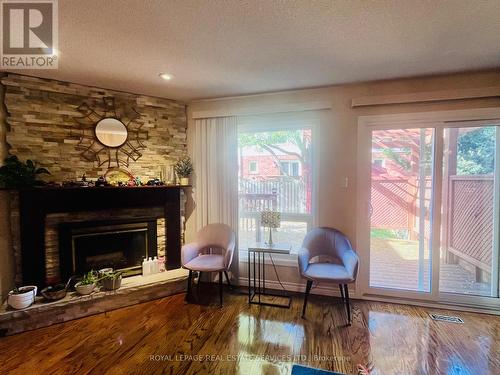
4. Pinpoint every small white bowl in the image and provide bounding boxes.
[74,282,96,295]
